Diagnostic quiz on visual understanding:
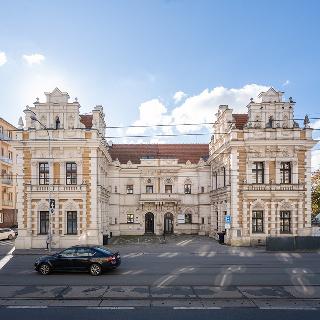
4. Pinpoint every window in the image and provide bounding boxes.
[223,167,226,187]
[185,213,192,224]
[39,162,49,185]
[201,217,205,224]
[127,214,134,223]
[214,172,218,189]
[76,247,95,257]
[66,162,77,185]
[208,216,211,224]
[115,218,118,225]
[201,186,205,193]
[280,162,291,184]
[60,248,77,257]
[114,186,118,193]
[252,162,264,184]
[146,185,153,193]
[8,151,12,160]
[126,185,133,194]
[165,185,172,193]
[39,211,49,234]
[67,211,77,235]
[280,211,291,233]
[252,211,264,233]
[0,212,3,224]
[184,184,191,194]
[216,212,219,230]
